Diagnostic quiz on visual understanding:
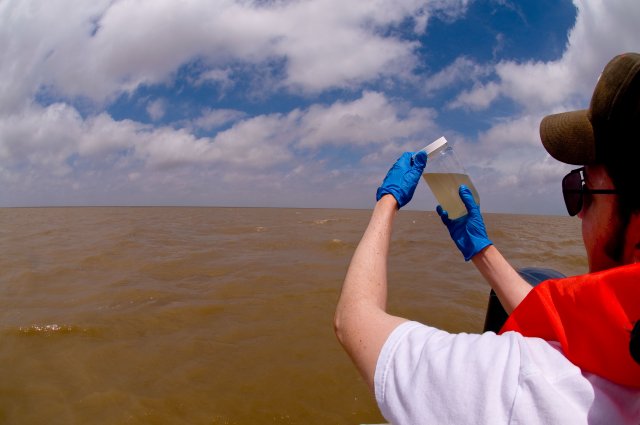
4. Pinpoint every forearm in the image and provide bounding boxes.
[339,195,396,311]
[334,195,407,389]
[471,245,532,314]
